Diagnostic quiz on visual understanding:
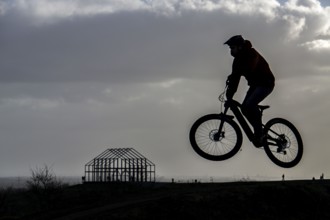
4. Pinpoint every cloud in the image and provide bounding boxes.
[280,0,330,39]
[1,0,329,84]
[0,1,8,15]
[281,15,306,40]
[300,39,330,50]
[1,0,281,21]
[284,0,323,12]
[2,97,62,110]
[148,79,183,89]
[2,0,148,19]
